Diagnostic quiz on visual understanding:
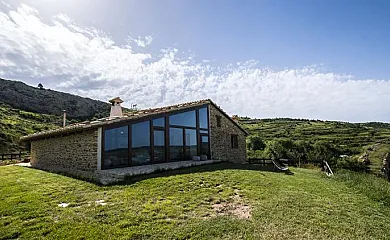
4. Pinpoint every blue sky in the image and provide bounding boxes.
[9,0,390,79]
[1,0,390,121]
